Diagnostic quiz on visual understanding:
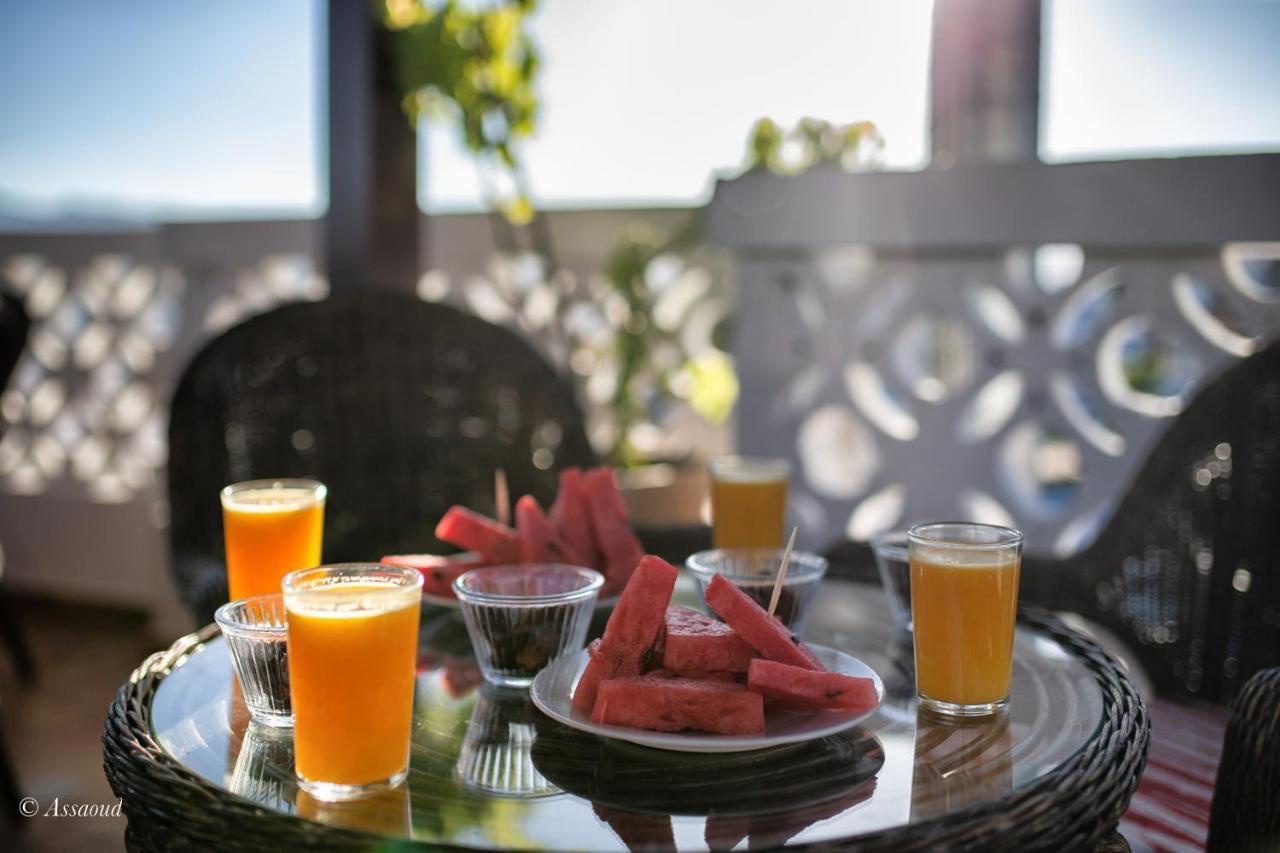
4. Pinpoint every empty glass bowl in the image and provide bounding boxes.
[685,548,829,635]
[215,594,292,727]
[454,565,603,688]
